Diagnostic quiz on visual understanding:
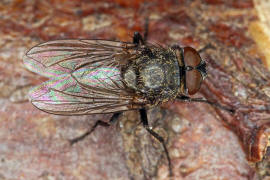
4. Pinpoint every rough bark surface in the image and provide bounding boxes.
[1,0,270,179]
